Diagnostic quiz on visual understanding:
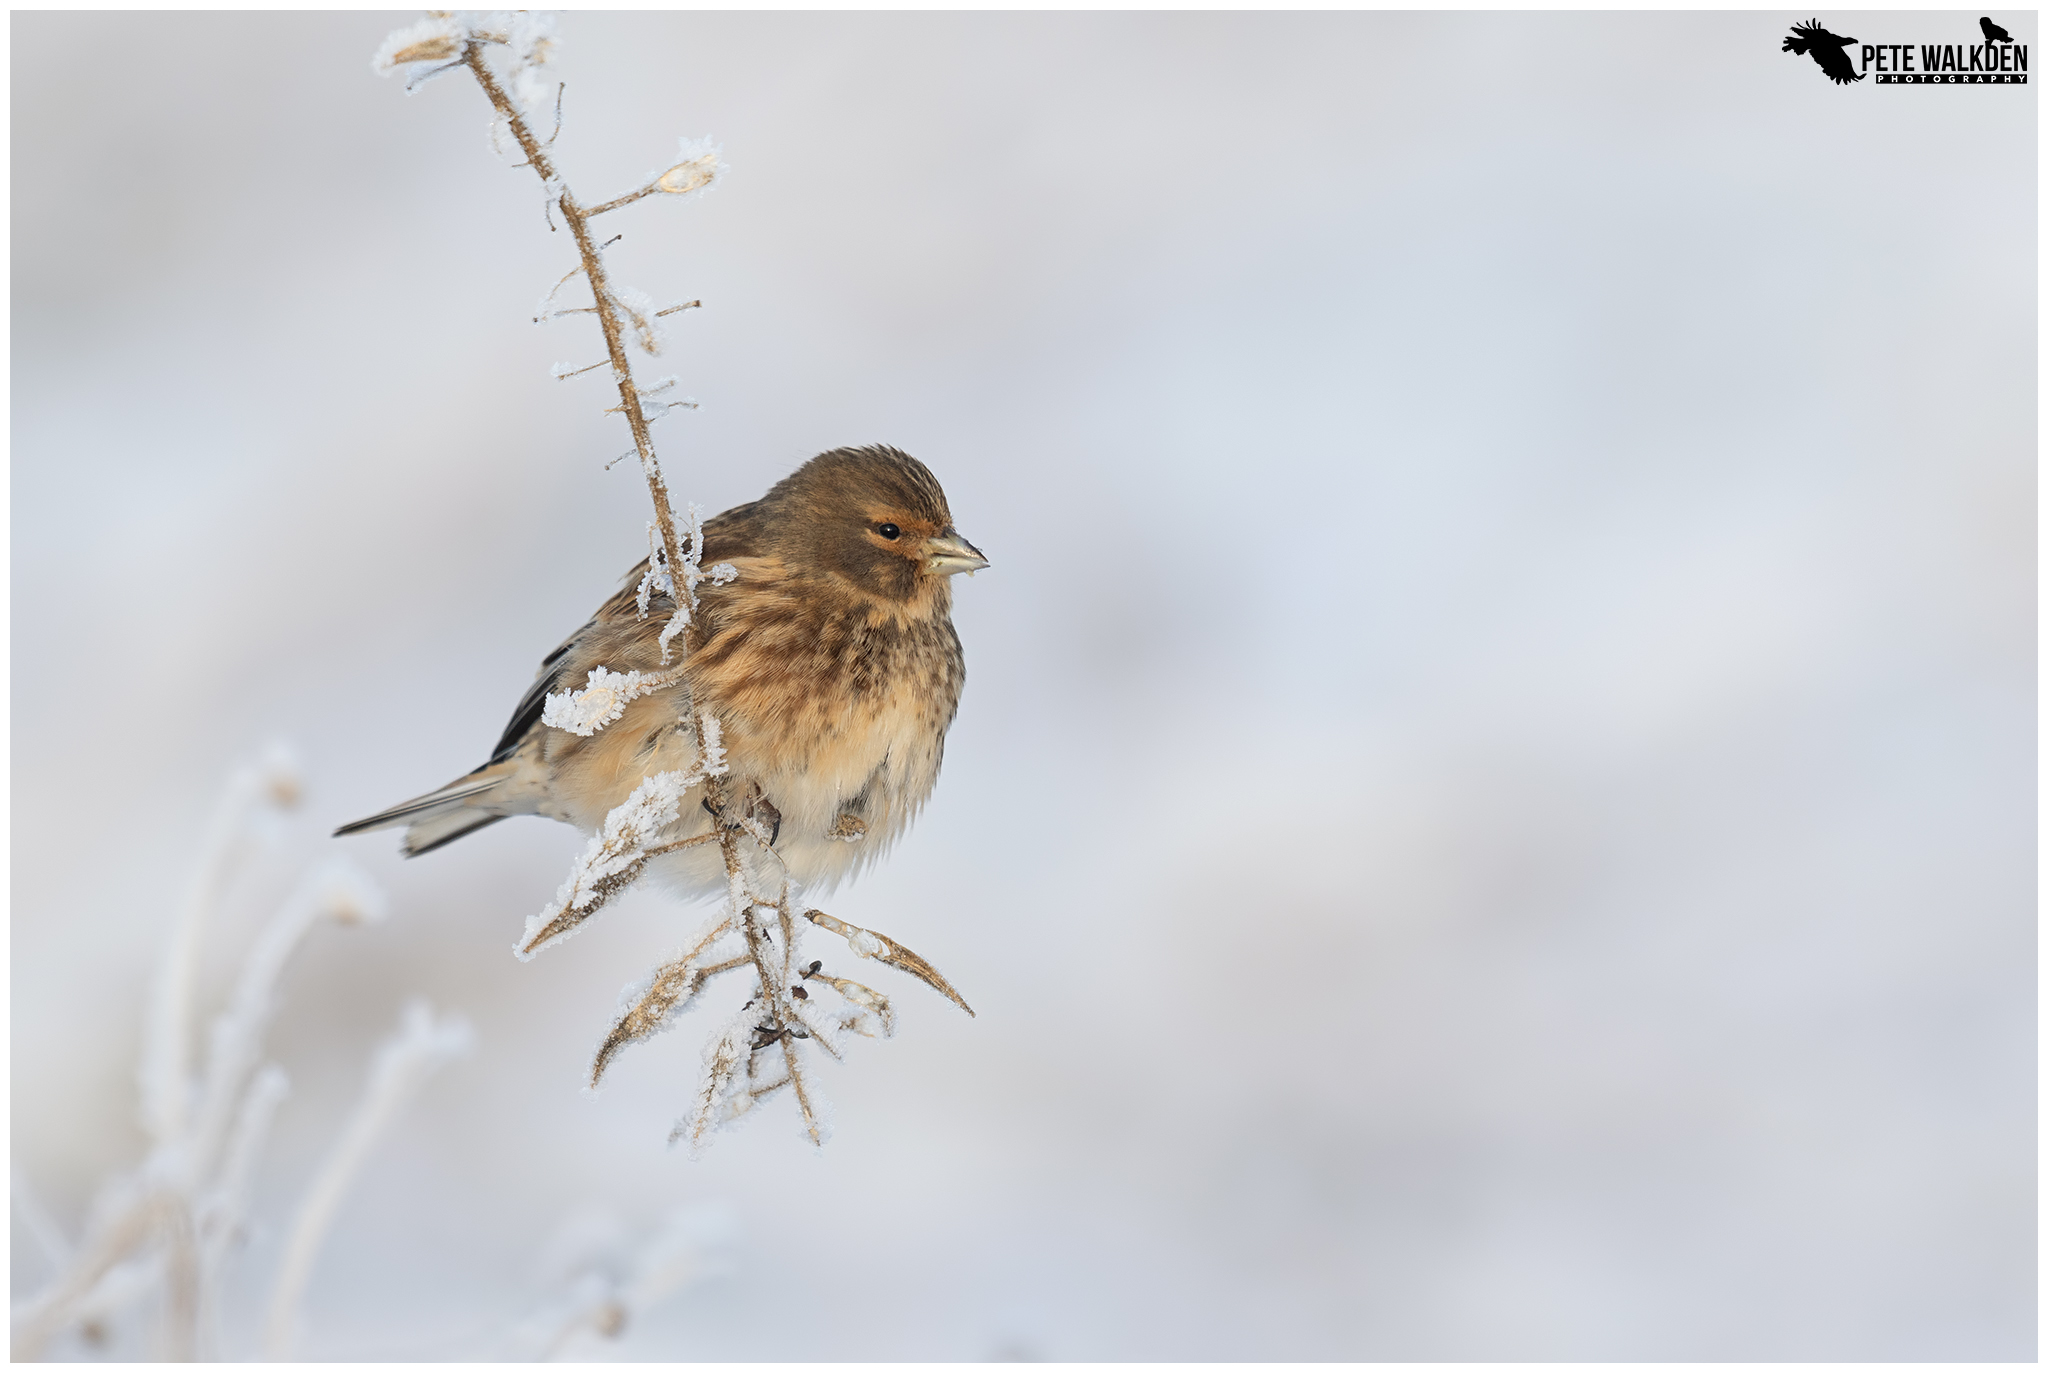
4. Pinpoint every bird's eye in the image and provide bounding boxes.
[877,523,901,540]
